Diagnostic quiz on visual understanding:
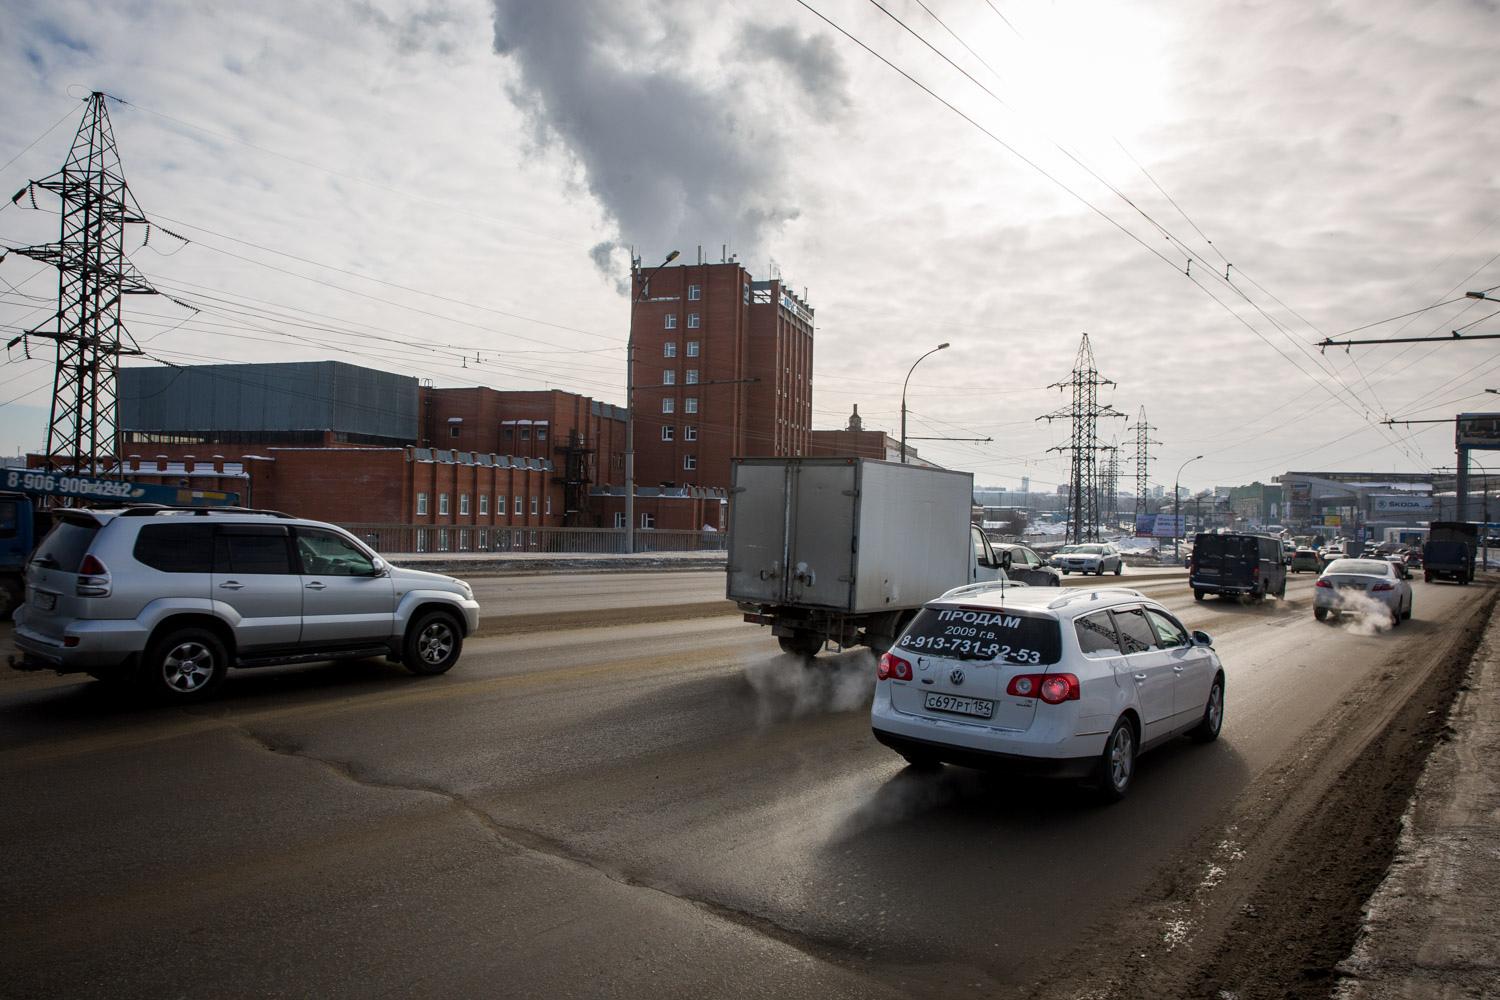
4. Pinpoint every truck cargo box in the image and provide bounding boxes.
[726,457,974,615]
